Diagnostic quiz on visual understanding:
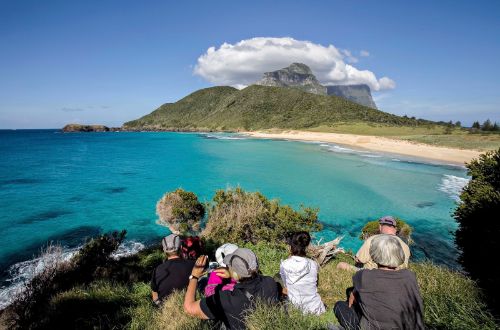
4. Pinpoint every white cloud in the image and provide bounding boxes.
[360,50,370,57]
[194,37,395,91]
[341,49,358,63]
